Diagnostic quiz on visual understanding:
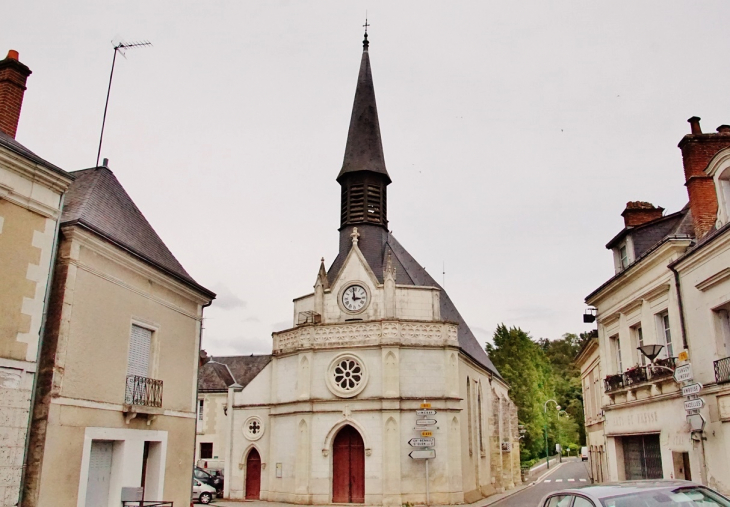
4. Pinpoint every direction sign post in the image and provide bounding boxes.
[416,419,437,427]
[416,409,437,417]
[681,383,703,397]
[684,398,705,411]
[674,364,693,383]
[409,438,436,447]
